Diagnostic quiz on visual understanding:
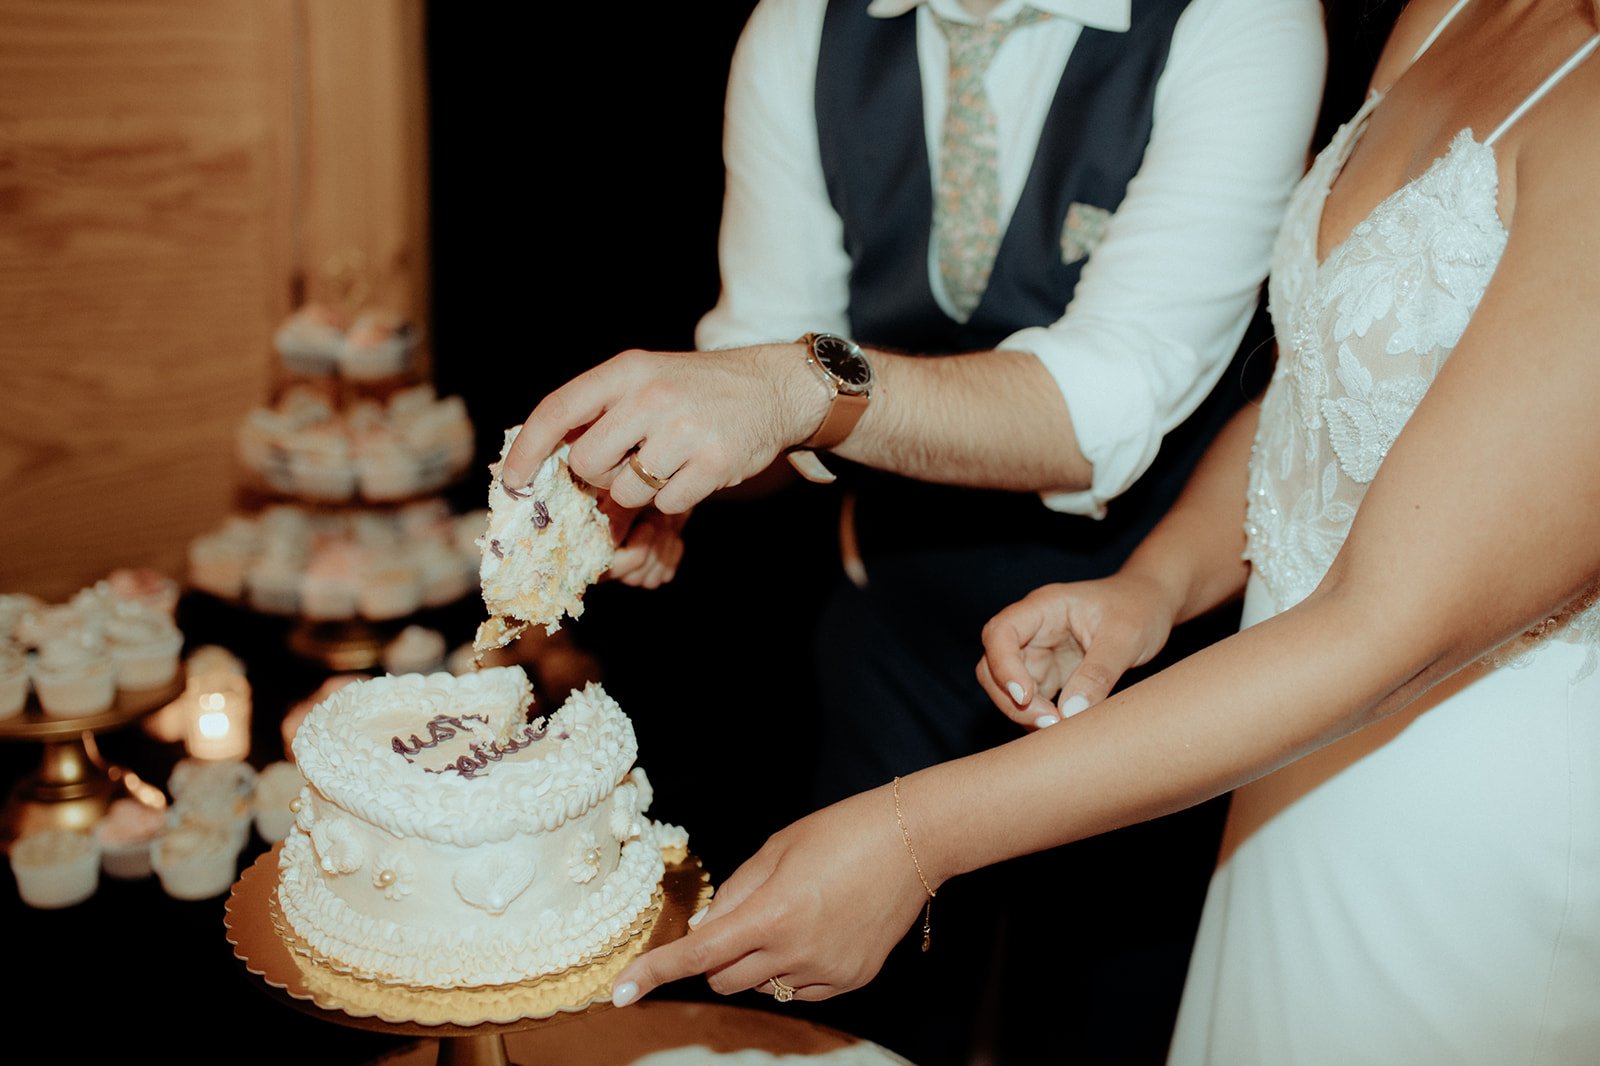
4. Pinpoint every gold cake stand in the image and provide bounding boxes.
[226,842,713,1066]
[0,674,184,846]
